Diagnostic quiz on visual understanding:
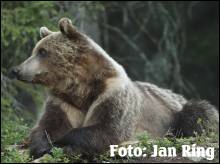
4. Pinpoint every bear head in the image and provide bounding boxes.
[11,18,121,94]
